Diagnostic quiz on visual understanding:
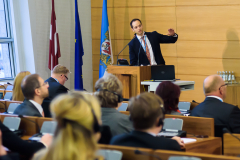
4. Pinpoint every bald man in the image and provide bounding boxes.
[190,75,240,134]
